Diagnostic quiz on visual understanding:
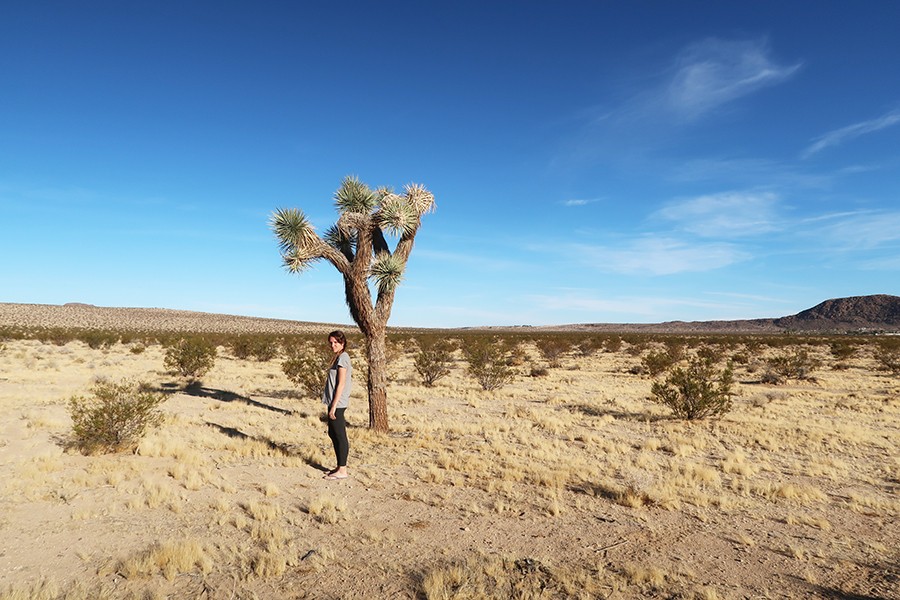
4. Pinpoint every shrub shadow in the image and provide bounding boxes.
[570,404,665,422]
